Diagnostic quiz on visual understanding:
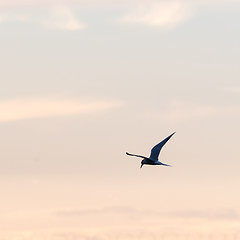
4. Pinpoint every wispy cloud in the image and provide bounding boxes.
[0,98,123,122]
[44,5,87,31]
